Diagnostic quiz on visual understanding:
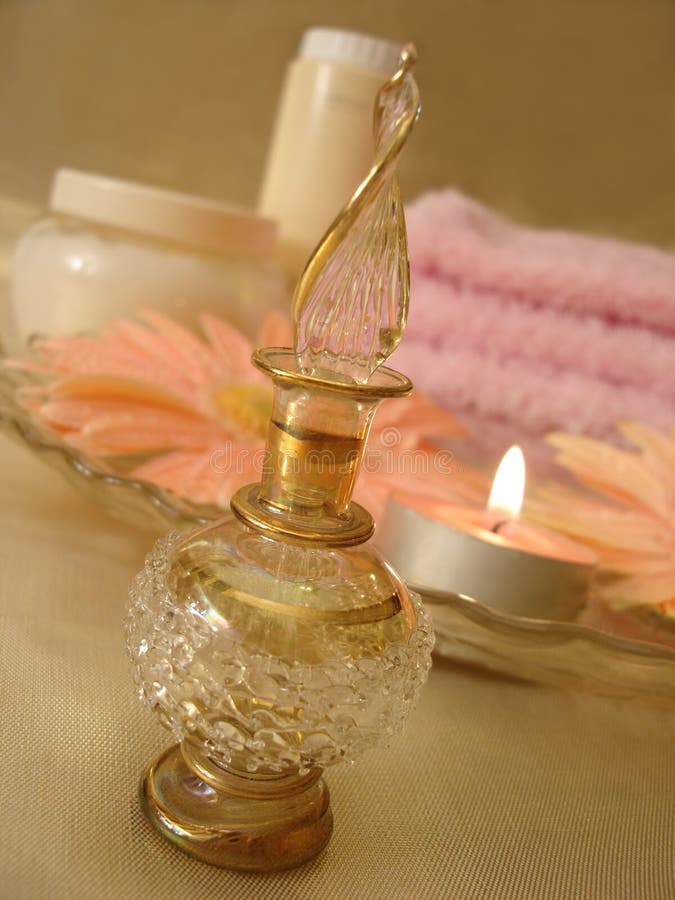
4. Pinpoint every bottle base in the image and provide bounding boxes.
[140,743,333,871]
